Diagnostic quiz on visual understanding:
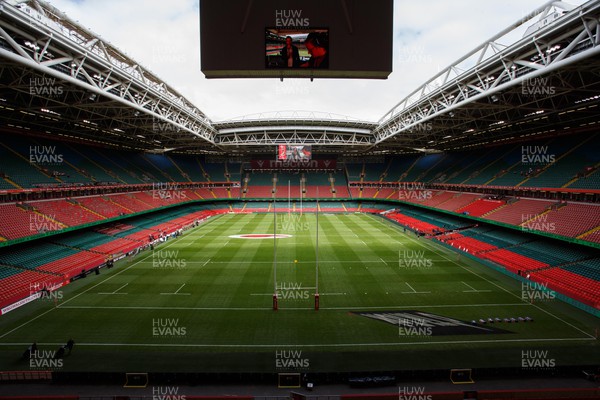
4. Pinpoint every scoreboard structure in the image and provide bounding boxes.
[200,0,393,79]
